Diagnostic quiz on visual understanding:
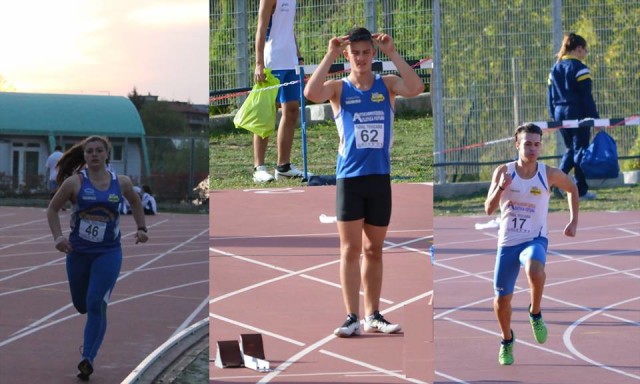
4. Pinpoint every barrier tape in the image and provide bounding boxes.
[210,57,432,103]
[433,115,640,155]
